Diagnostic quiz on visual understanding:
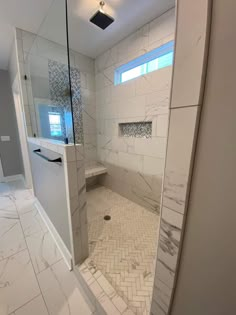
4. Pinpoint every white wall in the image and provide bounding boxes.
[0,70,23,177]
[170,1,236,314]
[95,9,175,213]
